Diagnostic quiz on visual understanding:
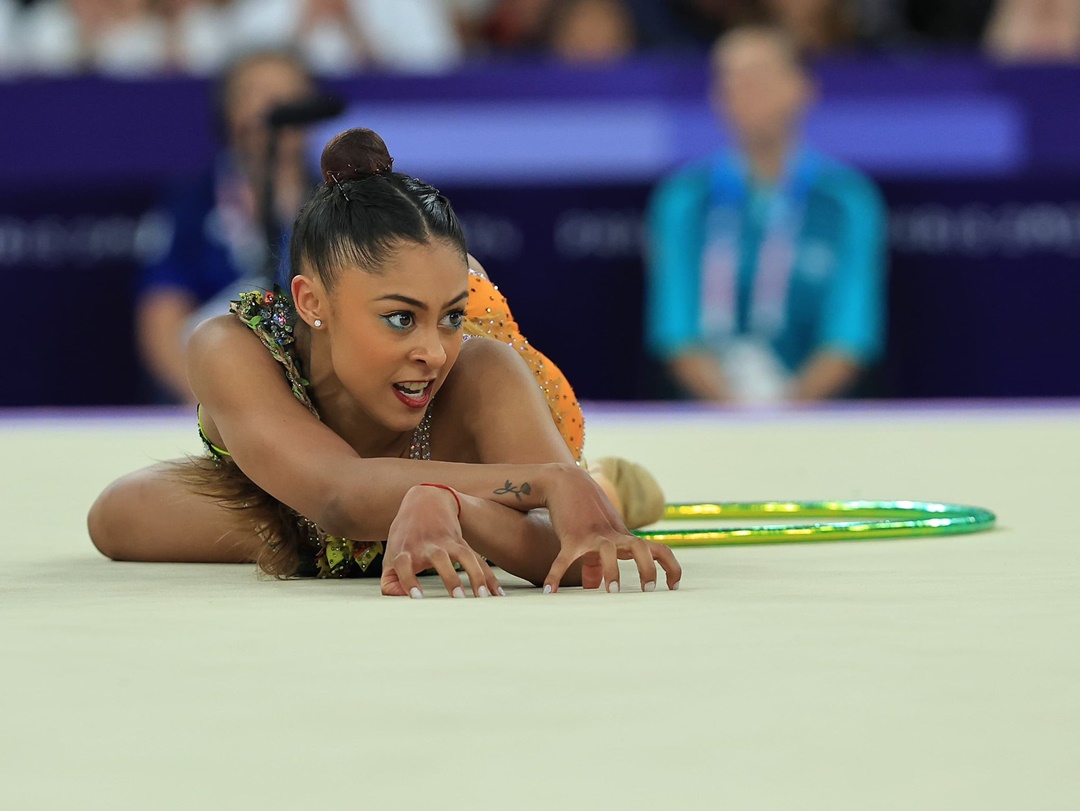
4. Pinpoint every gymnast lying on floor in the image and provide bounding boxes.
[88,127,680,598]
